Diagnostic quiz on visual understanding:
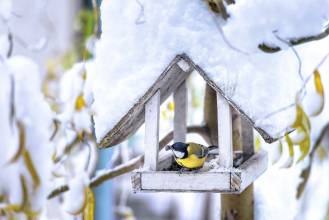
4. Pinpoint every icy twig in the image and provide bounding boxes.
[91,0,101,37]
[135,0,146,25]
[273,31,303,81]
[7,32,13,58]
[211,14,249,55]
